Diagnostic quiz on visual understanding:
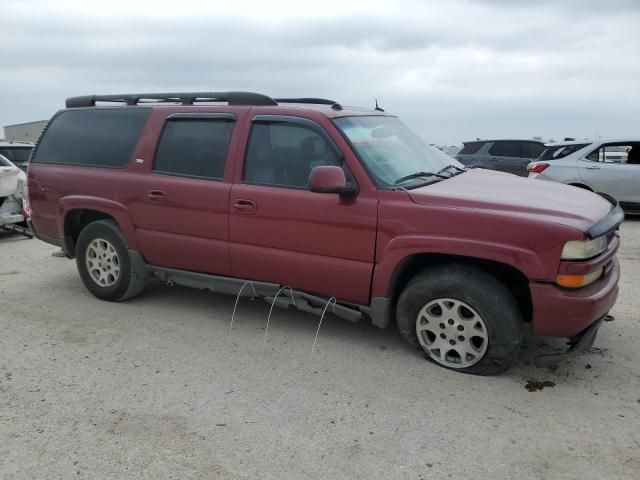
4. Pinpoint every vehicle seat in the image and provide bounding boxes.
[626,146,640,165]
[287,136,332,187]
